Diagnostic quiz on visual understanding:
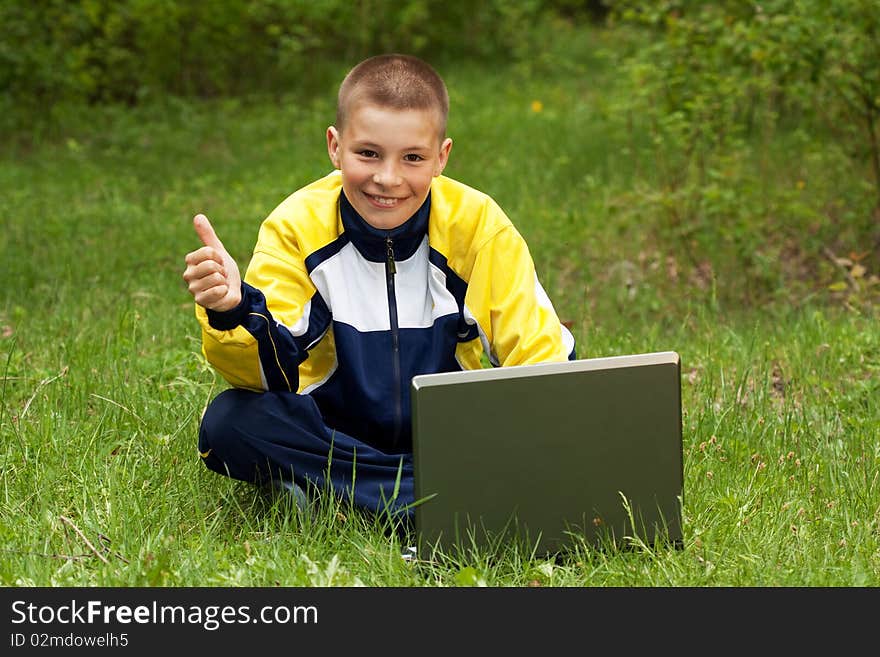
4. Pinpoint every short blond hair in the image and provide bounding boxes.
[336,54,449,139]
